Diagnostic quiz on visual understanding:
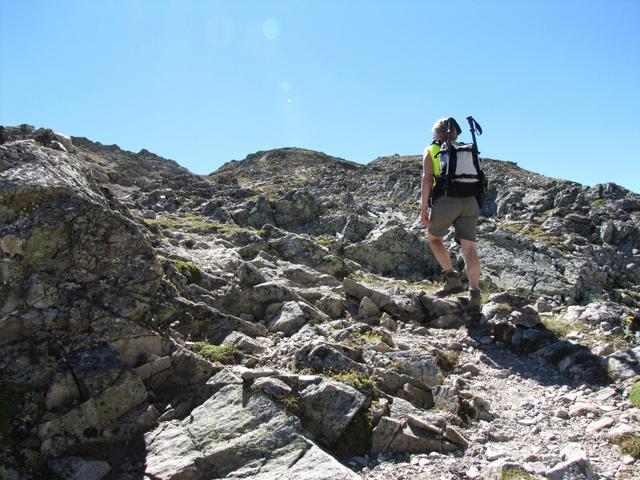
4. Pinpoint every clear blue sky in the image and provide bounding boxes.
[1,1,639,193]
